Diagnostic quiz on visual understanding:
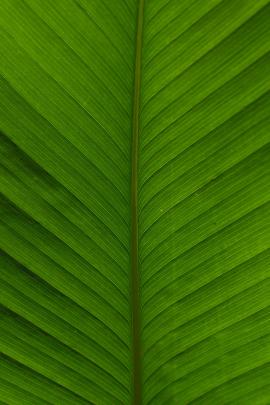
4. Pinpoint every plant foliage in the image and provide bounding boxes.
[0,0,269,403]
